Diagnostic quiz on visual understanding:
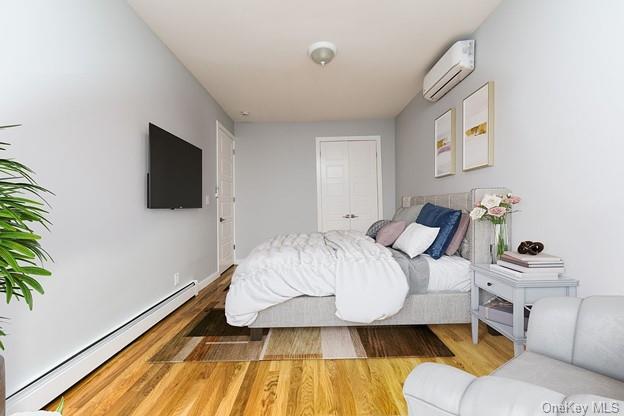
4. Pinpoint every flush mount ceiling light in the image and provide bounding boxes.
[308,41,337,67]
[240,111,249,117]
